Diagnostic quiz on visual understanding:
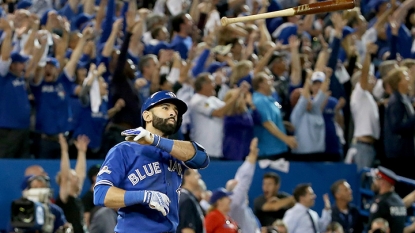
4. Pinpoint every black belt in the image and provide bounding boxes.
[356,140,374,146]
